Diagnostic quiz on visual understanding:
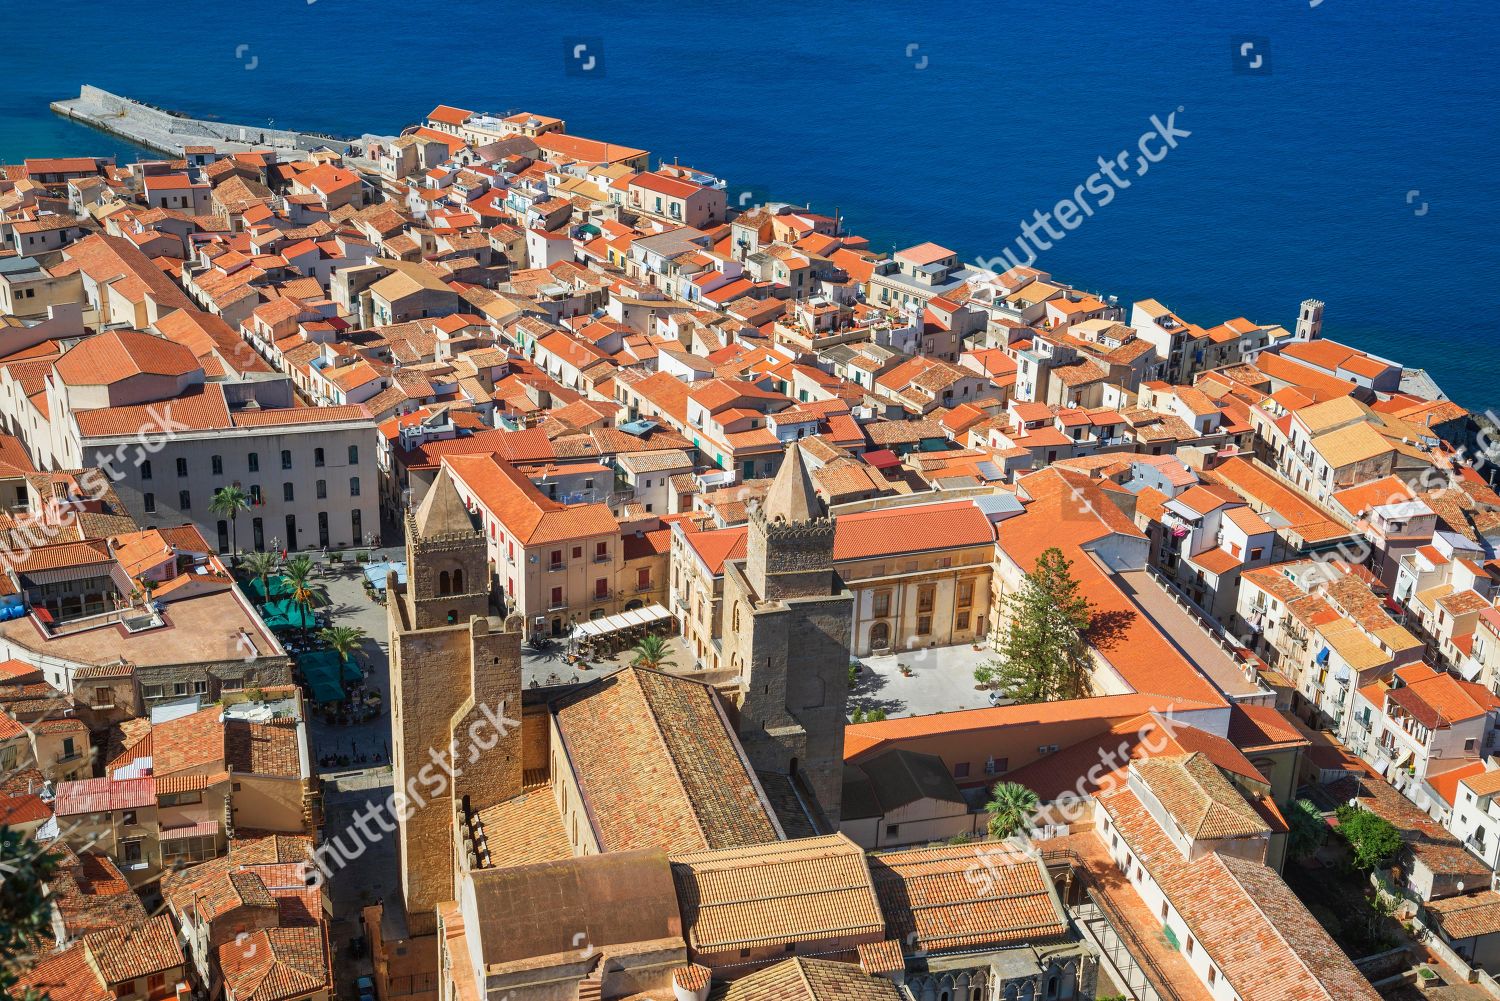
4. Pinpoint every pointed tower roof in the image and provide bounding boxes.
[415,463,476,537]
[762,443,822,523]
